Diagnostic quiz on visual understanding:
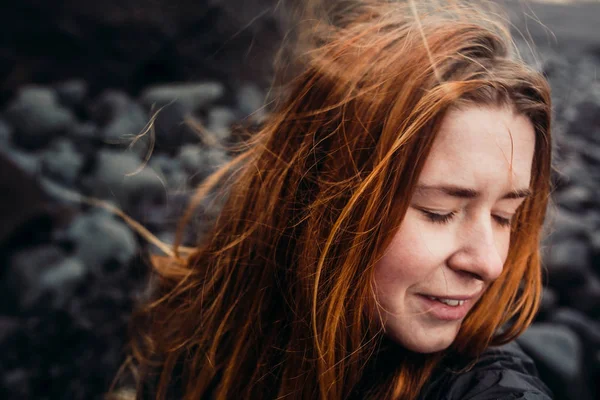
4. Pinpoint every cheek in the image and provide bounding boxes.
[373,221,444,292]
[374,230,415,283]
[496,228,512,264]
